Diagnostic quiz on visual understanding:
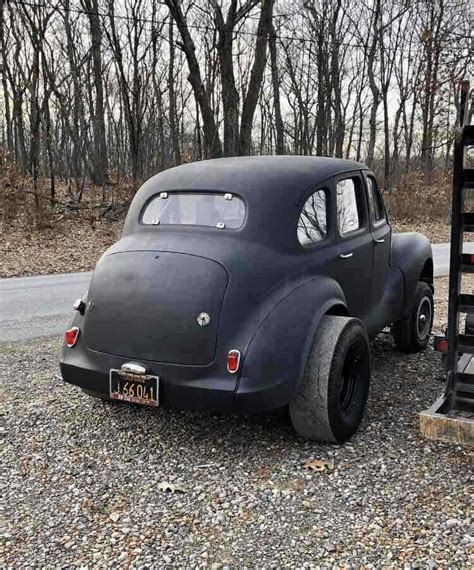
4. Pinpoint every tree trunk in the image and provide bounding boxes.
[165,0,222,158]
[269,24,284,154]
[239,0,274,155]
[0,5,13,154]
[168,19,181,165]
[213,0,239,156]
[83,0,108,184]
[366,0,381,166]
[330,0,344,157]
